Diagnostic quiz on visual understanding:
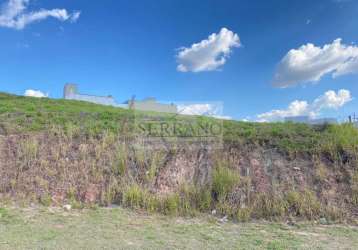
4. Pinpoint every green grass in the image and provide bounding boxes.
[1,92,358,156]
[0,206,357,249]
